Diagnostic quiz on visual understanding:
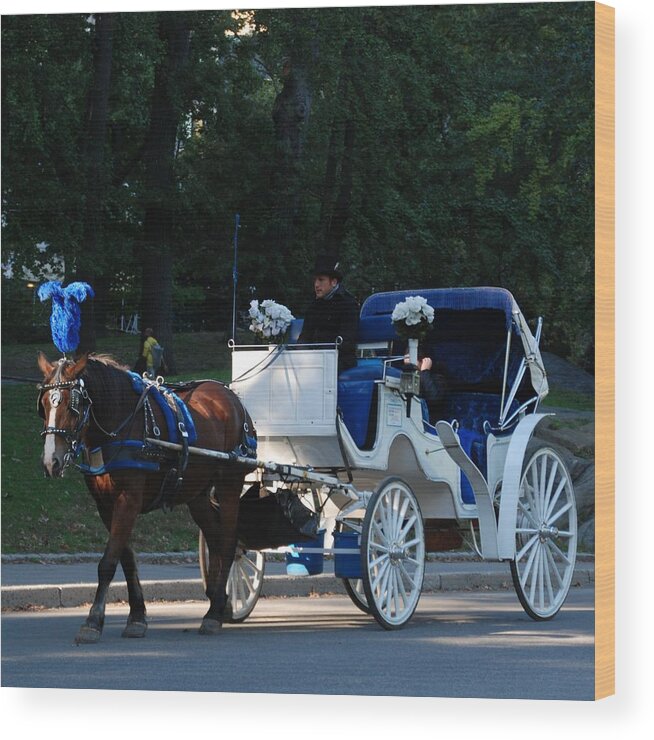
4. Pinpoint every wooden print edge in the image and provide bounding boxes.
[594,0,615,701]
